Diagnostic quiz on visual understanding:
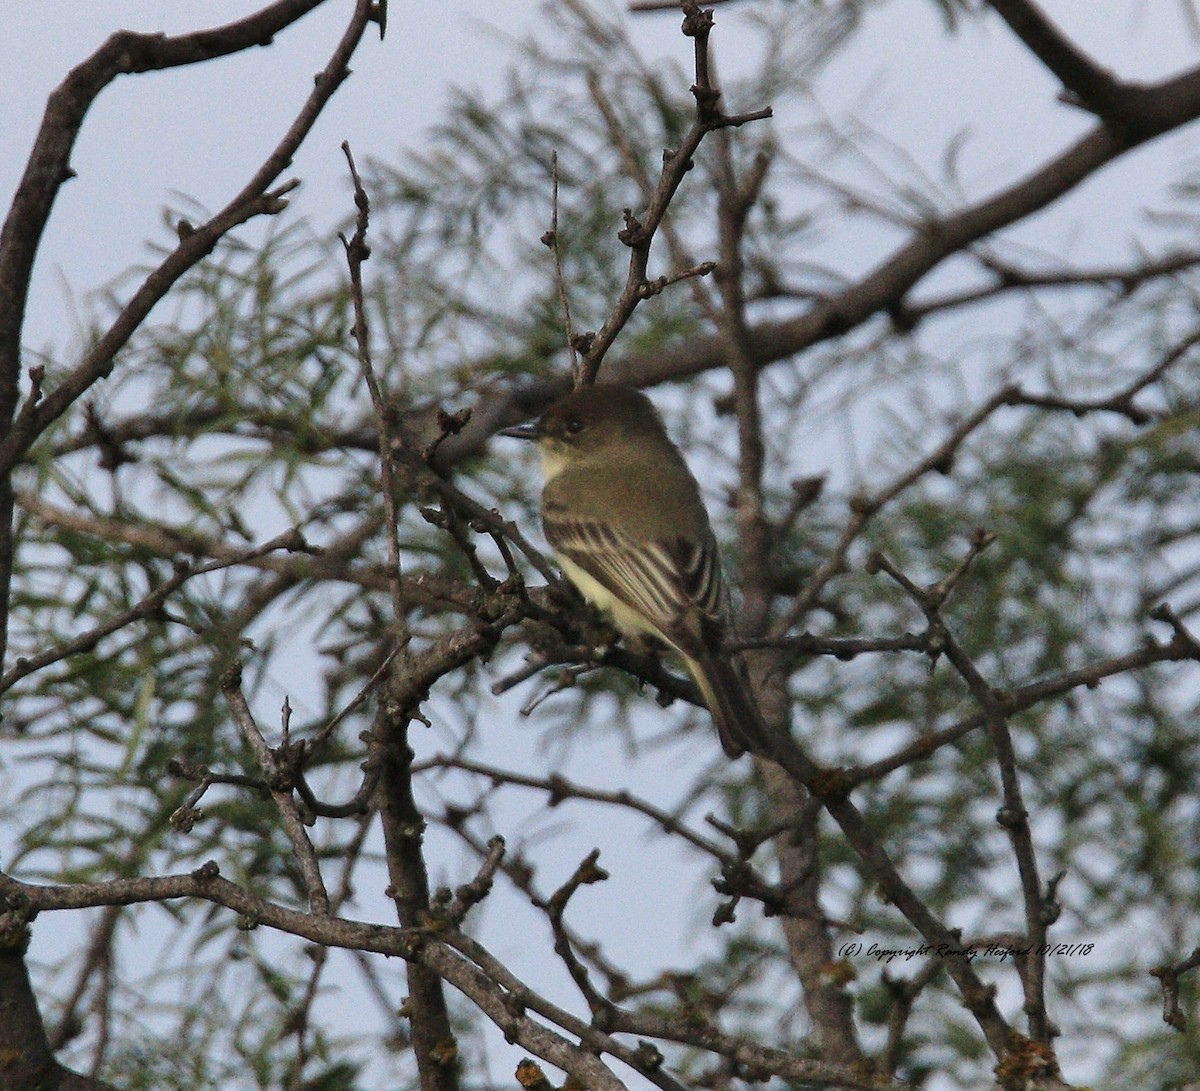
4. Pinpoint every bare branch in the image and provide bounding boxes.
[881,959,944,1078]
[14,489,469,609]
[867,545,1057,1048]
[416,753,731,861]
[742,733,1015,1056]
[542,152,581,383]
[341,140,412,656]
[427,836,507,930]
[222,667,331,916]
[547,850,613,1019]
[0,0,379,474]
[985,0,1130,117]
[1000,323,1200,425]
[851,624,1200,786]
[0,0,379,674]
[732,630,931,659]
[0,867,621,1091]
[898,248,1200,325]
[577,1,771,384]
[597,64,1200,394]
[776,385,1015,635]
